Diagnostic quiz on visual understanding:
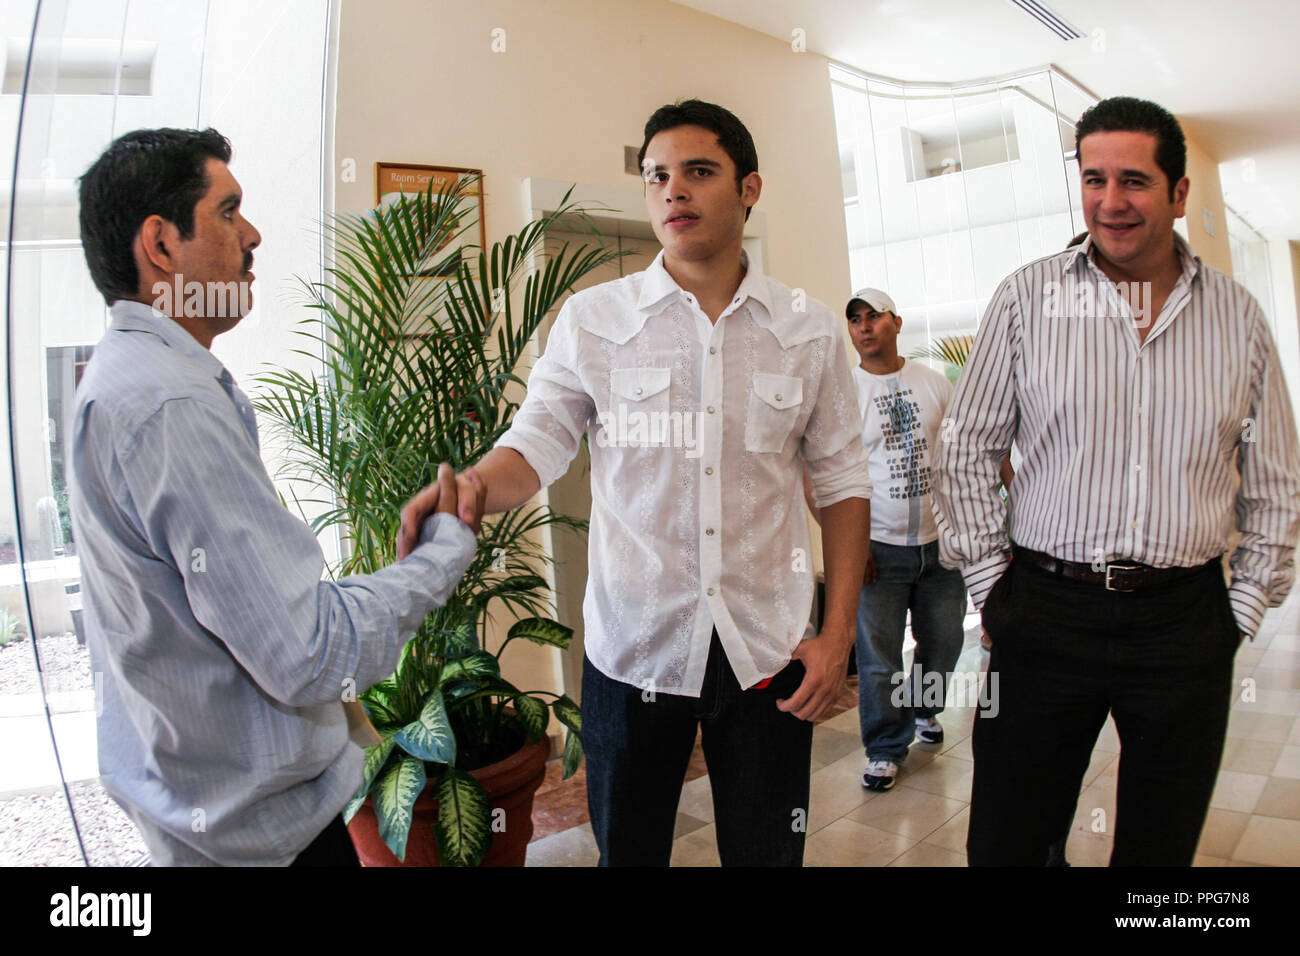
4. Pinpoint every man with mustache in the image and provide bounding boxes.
[71,128,483,865]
